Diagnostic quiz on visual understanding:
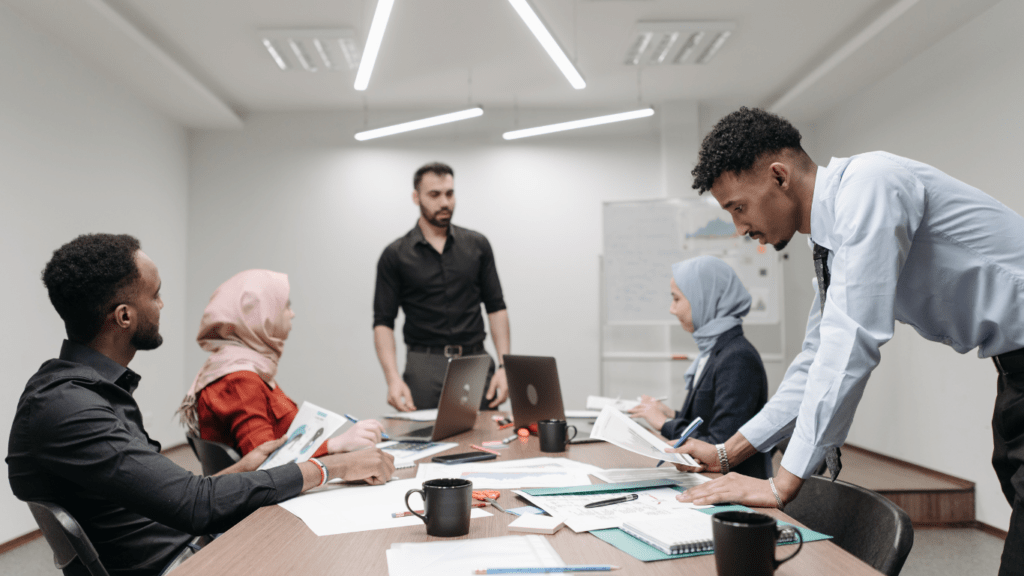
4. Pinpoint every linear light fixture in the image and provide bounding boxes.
[354,0,396,90]
[260,30,360,72]
[506,0,586,89]
[262,38,289,70]
[696,31,731,64]
[503,107,654,140]
[355,107,484,141]
[626,22,734,66]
